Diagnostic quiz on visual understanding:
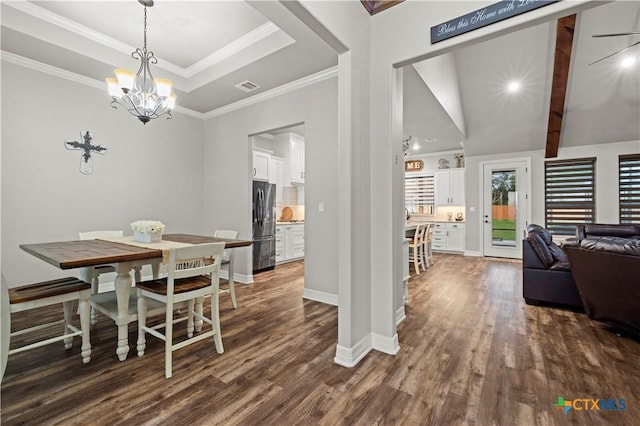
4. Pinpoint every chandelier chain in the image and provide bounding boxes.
[105,1,175,124]
[143,6,147,52]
